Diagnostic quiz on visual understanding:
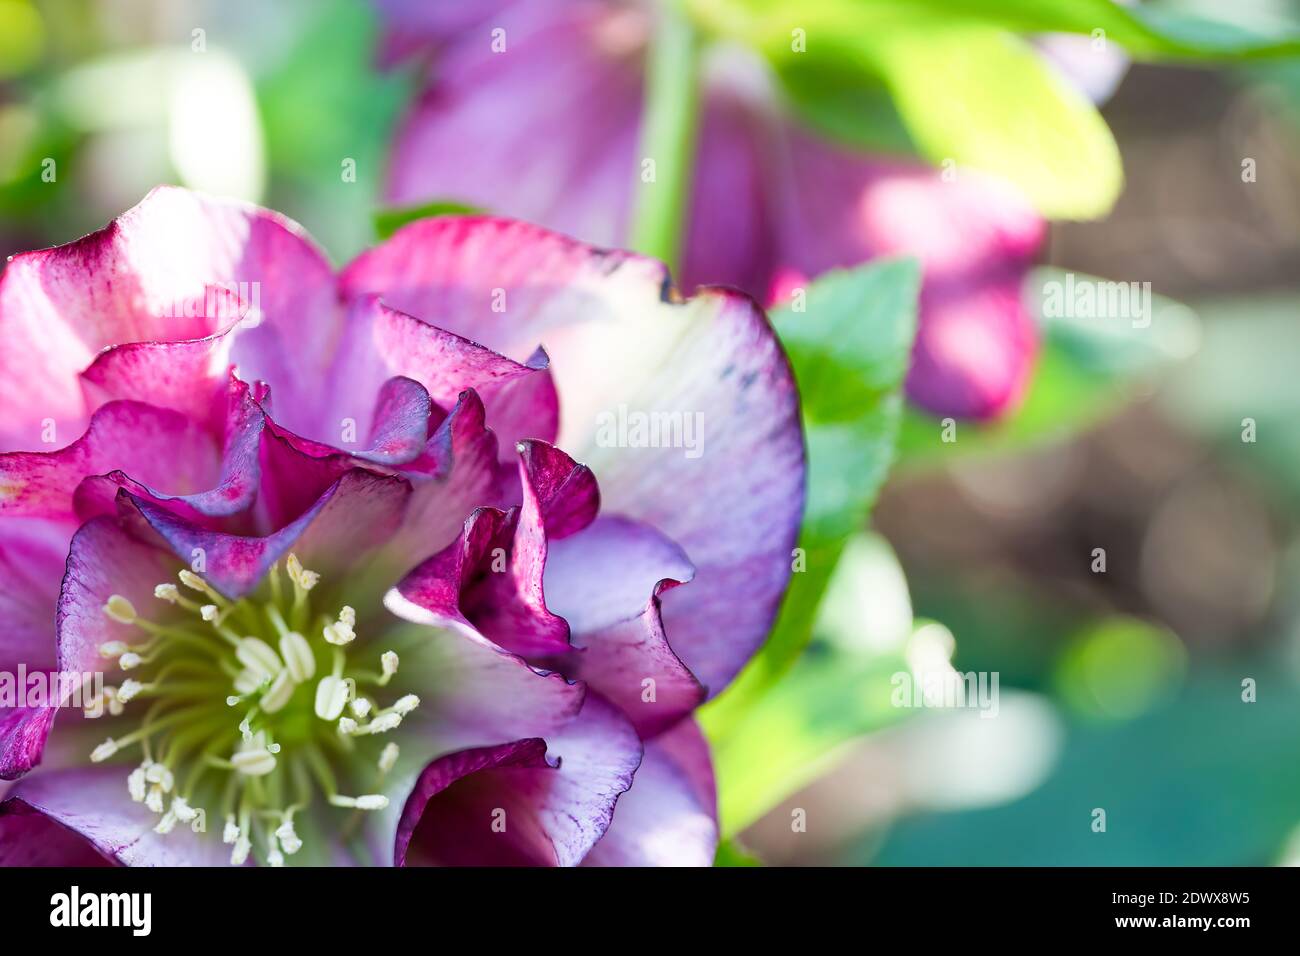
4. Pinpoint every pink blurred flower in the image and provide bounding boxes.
[378,0,1050,419]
